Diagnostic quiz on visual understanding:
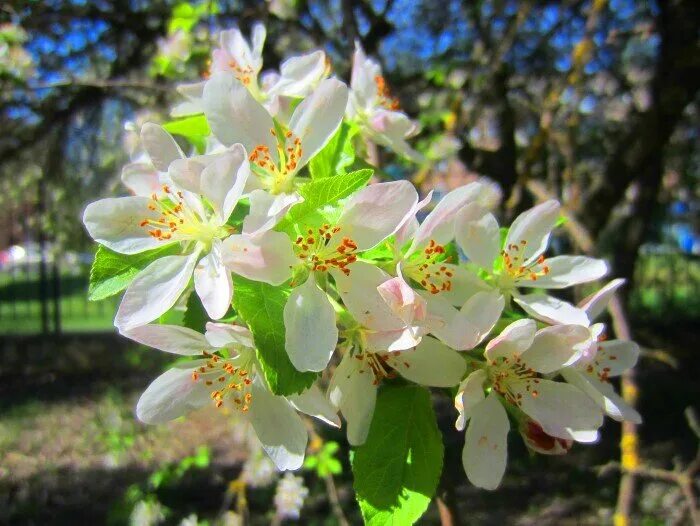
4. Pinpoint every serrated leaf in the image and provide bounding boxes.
[163,115,210,153]
[277,169,373,231]
[88,244,179,301]
[352,385,444,526]
[309,122,358,179]
[231,276,317,395]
